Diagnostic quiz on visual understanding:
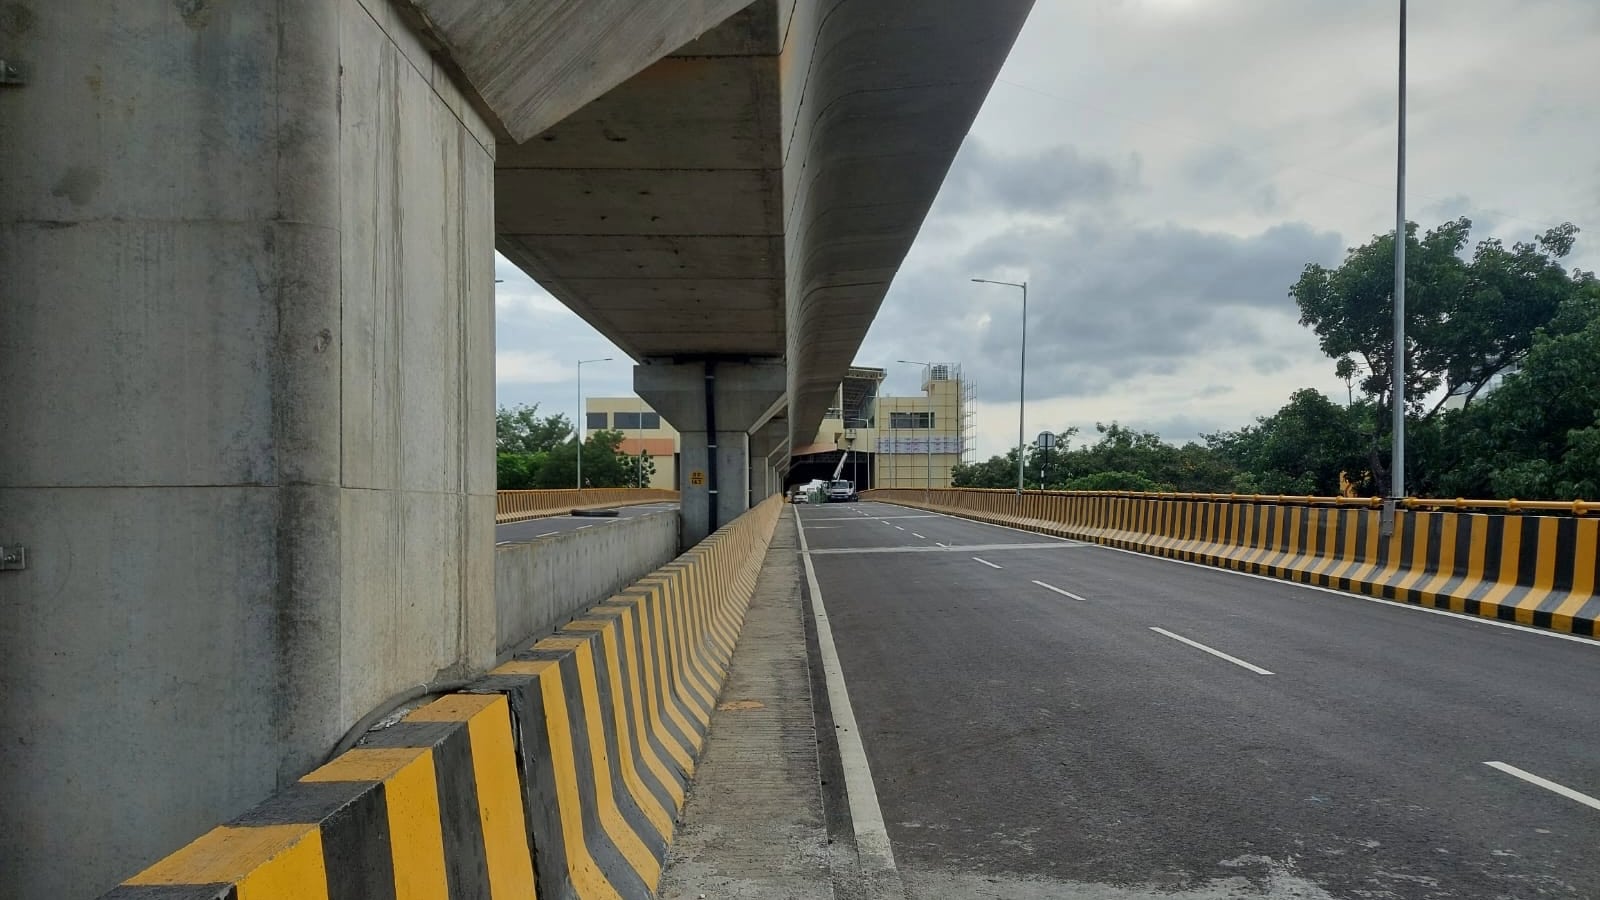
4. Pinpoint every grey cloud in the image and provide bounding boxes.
[864,211,1342,406]
[1251,353,1289,375]
[934,139,1141,216]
